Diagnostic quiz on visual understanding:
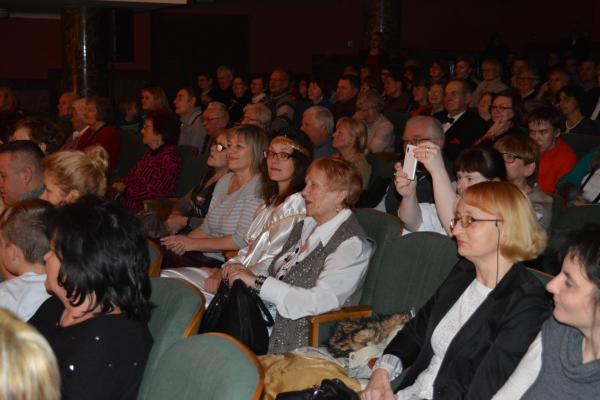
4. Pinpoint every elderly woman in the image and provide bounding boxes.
[558,85,599,135]
[332,117,371,189]
[76,96,121,170]
[491,226,600,399]
[29,197,153,400]
[363,181,550,400]
[160,124,268,268]
[164,130,313,296]
[228,157,374,354]
[41,145,109,206]
[114,110,181,213]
